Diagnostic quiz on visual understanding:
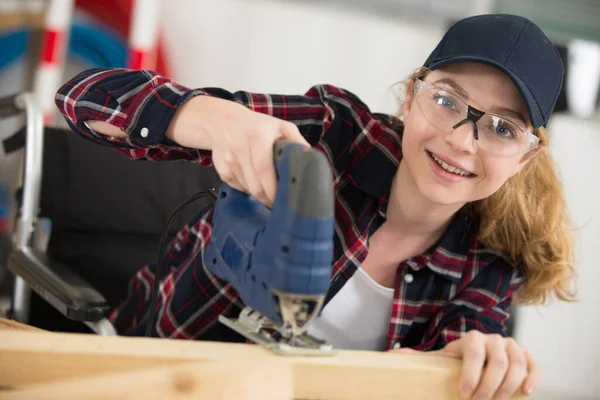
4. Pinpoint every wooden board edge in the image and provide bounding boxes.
[0,317,47,332]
